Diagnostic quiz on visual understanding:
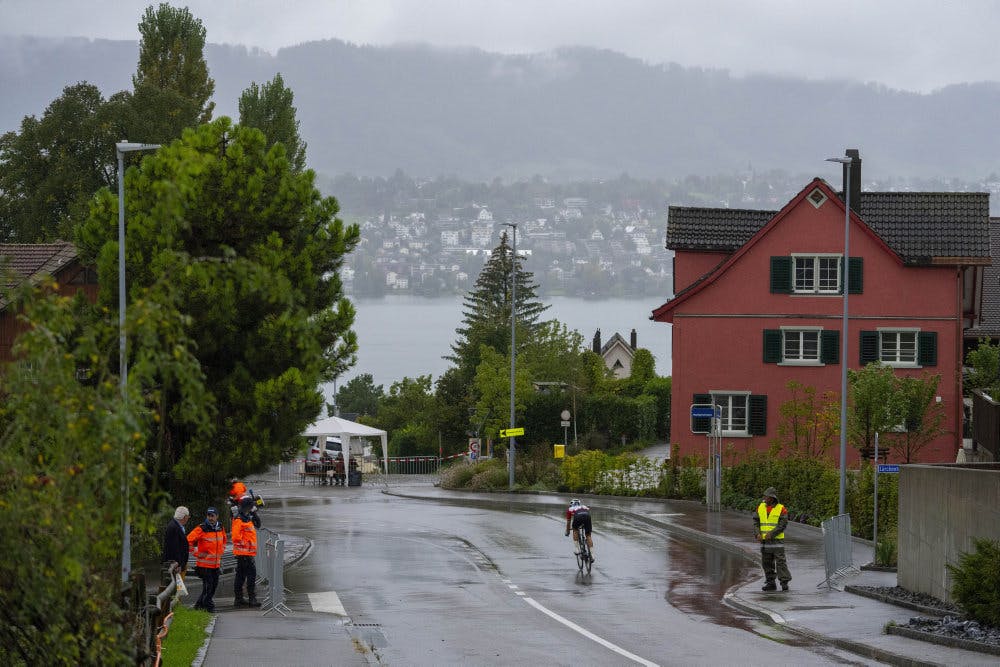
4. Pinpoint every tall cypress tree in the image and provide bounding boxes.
[448,230,548,381]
